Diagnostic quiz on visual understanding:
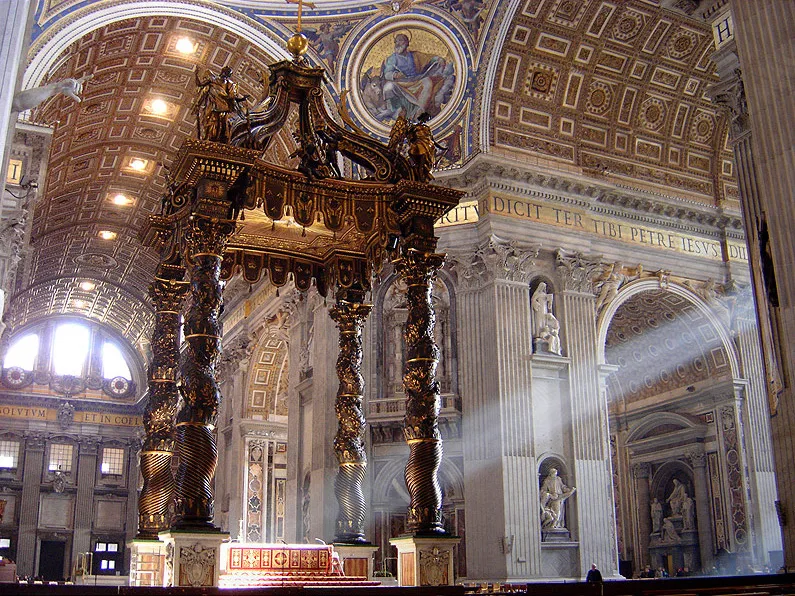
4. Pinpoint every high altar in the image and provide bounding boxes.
[131,21,464,589]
